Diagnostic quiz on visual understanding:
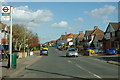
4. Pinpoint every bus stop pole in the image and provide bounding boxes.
[9,6,13,68]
